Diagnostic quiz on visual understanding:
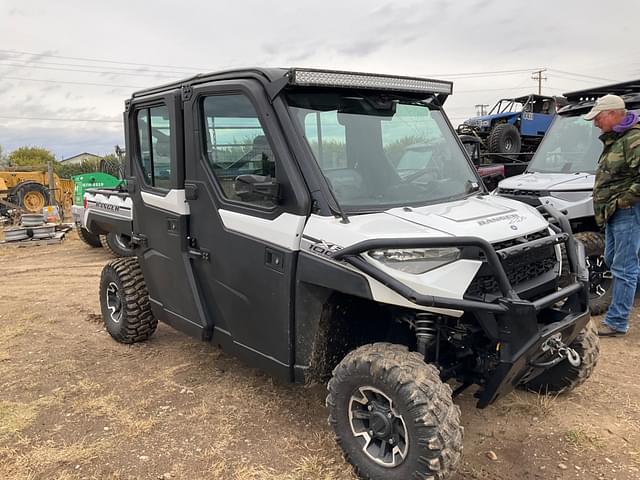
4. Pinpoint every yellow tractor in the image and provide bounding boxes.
[0,168,74,219]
